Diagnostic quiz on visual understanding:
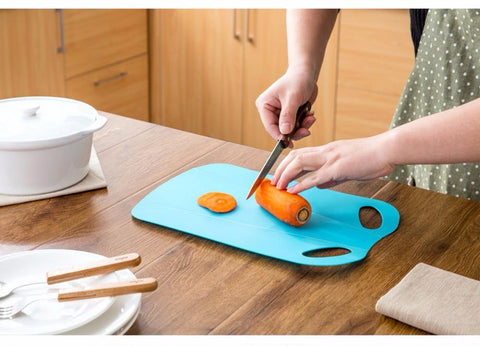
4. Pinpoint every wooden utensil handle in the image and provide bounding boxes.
[57,277,158,302]
[280,101,311,148]
[46,253,141,284]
